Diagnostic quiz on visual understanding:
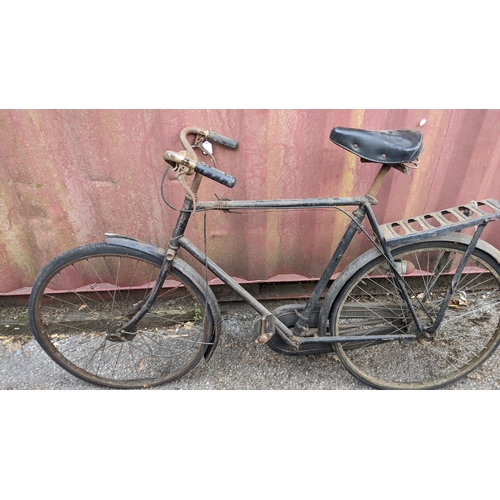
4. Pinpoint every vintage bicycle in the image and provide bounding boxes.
[28,125,500,389]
